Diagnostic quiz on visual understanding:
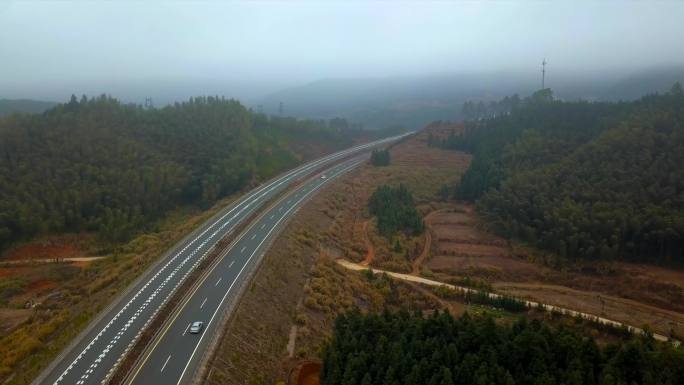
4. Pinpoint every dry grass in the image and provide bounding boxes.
[204,133,472,384]
[416,201,684,340]
[0,195,241,384]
